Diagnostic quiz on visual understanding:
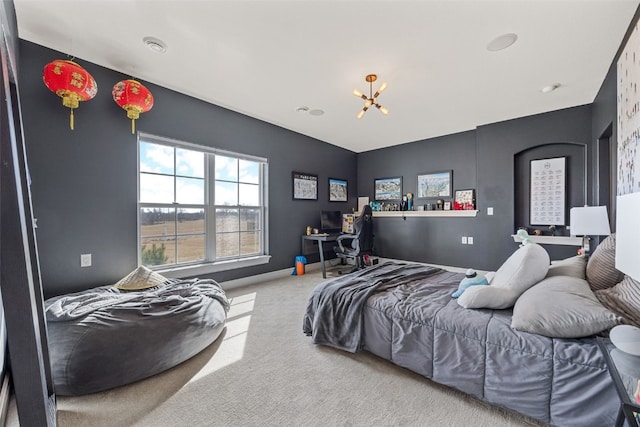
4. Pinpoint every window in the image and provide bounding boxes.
[138,133,268,272]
